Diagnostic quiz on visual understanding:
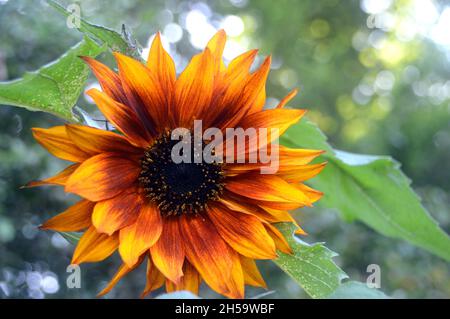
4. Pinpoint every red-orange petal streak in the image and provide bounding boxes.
[225,174,312,205]
[32,126,89,162]
[294,183,324,204]
[150,217,185,284]
[40,199,94,232]
[180,214,235,297]
[208,204,277,259]
[65,124,141,154]
[276,89,298,109]
[147,32,176,99]
[278,162,327,183]
[265,223,293,254]
[97,258,144,297]
[65,152,140,202]
[114,52,167,131]
[25,163,79,188]
[226,50,258,83]
[80,56,128,103]
[248,56,271,114]
[240,255,266,288]
[72,226,119,264]
[141,256,165,298]
[175,48,214,127]
[92,191,142,236]
[219,193,280,223]
[206,29,226,77]
[166,262,200,295]
[87,88,151,148]
[119,203,163,267]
